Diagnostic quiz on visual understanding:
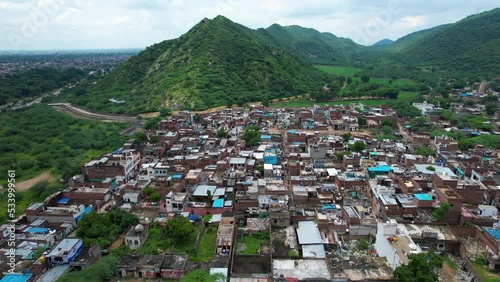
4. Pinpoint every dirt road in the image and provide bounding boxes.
[15,171,54,192]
